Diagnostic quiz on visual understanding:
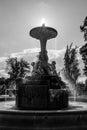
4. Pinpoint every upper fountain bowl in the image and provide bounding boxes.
[30,25,58,40]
